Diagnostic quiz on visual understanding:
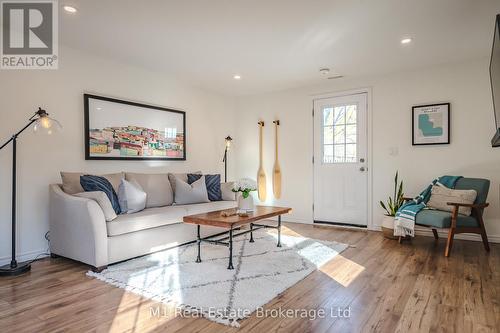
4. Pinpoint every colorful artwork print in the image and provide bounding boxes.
[412,103,450,145]
[85,95,186,160]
